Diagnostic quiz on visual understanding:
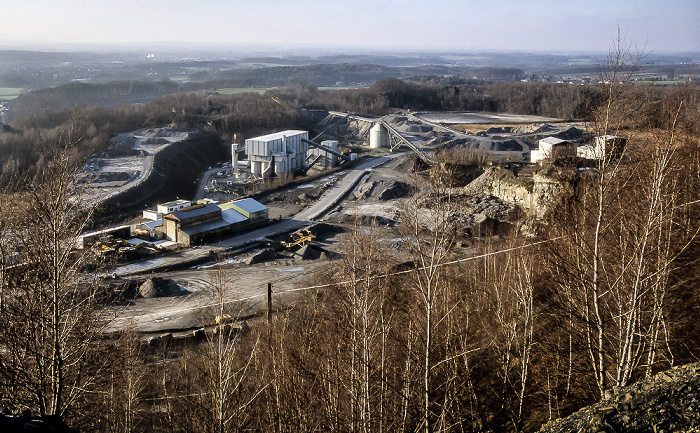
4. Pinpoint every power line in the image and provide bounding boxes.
[109,193,700,324]
[110,236,561,323]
